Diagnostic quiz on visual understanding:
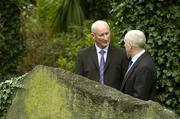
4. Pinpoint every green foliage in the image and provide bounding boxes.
[20,0,63,34]
[51,0,122,33]
[34,0,63,28]
[82,0,122,20]
[0,0,28,82]
[0,74,26,119]
[83,0,112,19]
[52,0,85,33]
[51,0,118,33]
[47,21,93,71]
[16,0,63,74]
[111,0,180,114]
